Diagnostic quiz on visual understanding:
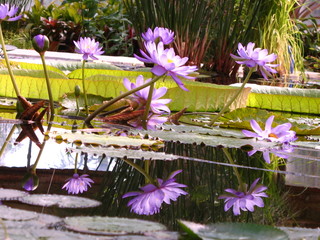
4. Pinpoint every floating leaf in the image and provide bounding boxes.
[68,68,152,79]
[233,83,320,114]
[48,131,160,148]
[0,188,29,200]
[19,194,101,208]
[49,61,123,71]
[0,205,38,221]
[0,69,68,79]
[278,227,320,240]
[178,220,289,240]
[68,146,178,160]
[64,216,166,235]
